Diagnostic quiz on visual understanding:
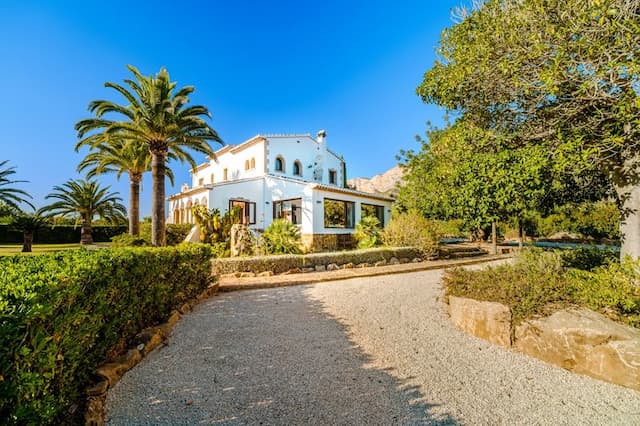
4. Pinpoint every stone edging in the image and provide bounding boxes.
[447,296,640,392]
[218,254,514,292]
[83,283,220,426]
